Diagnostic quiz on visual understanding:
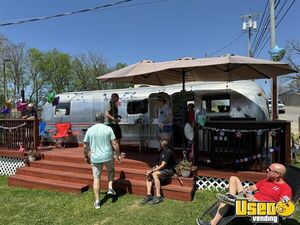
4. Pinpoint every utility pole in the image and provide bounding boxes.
[270,0,278,120]
[241,13,259,57]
